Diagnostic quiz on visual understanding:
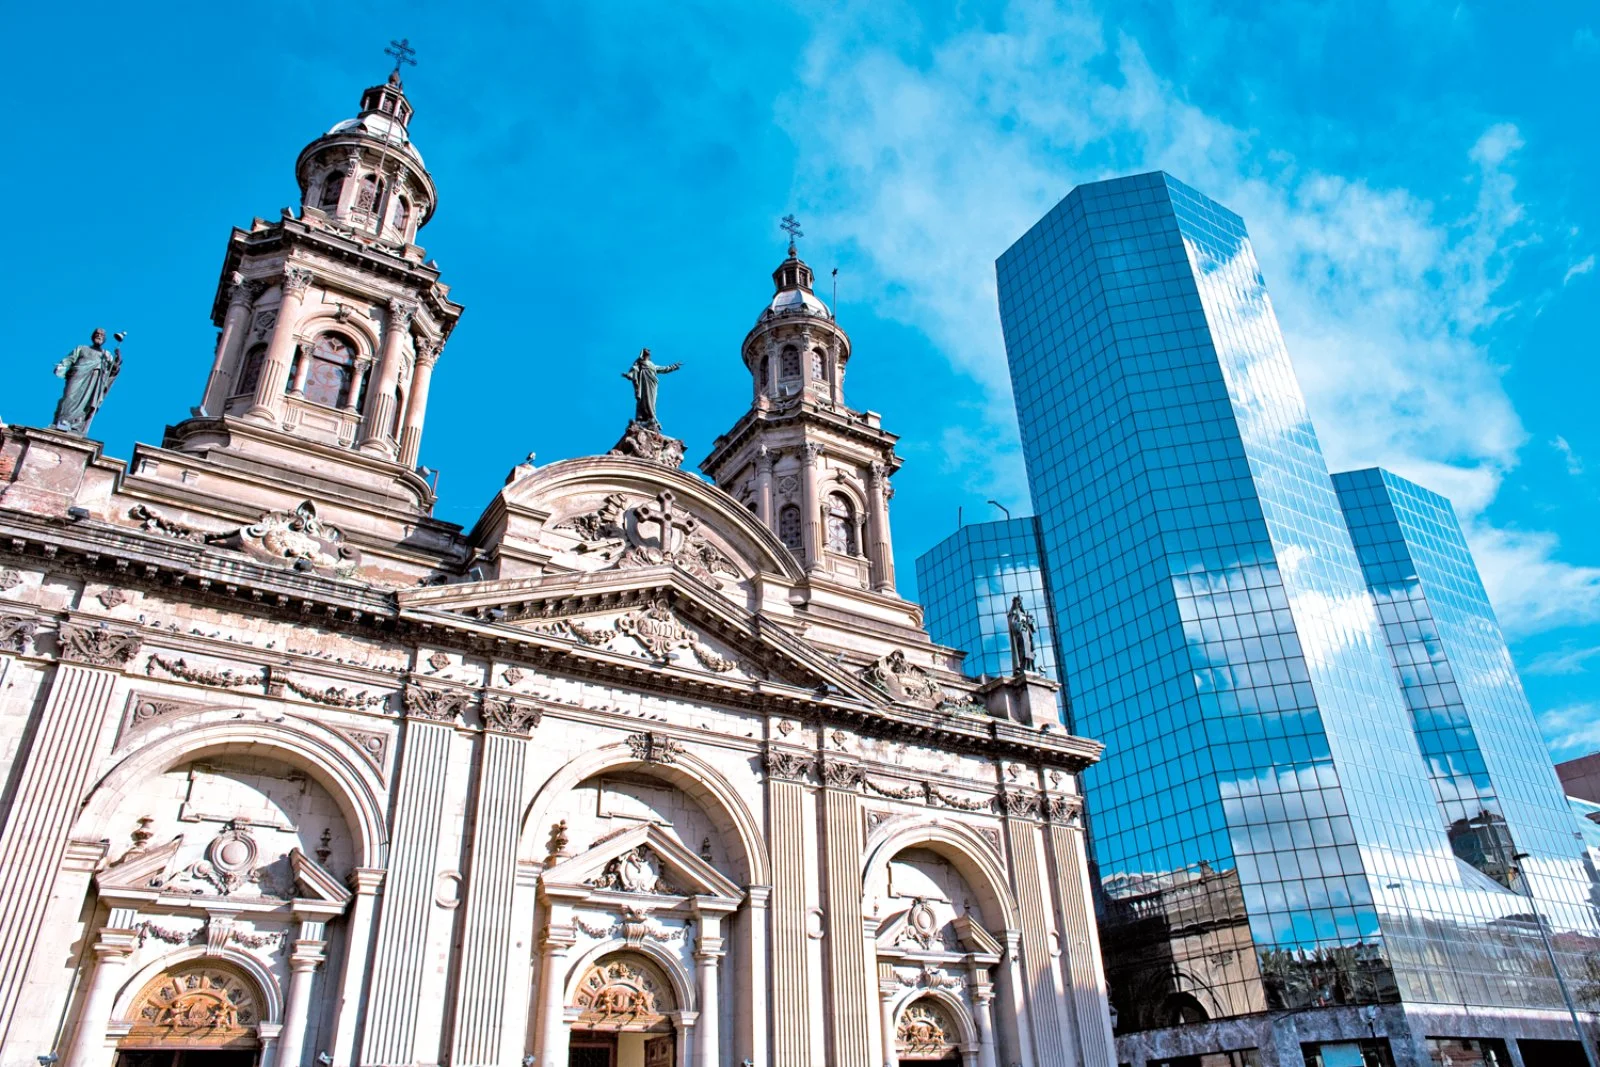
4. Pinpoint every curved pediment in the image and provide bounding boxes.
[469,457,805,595]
